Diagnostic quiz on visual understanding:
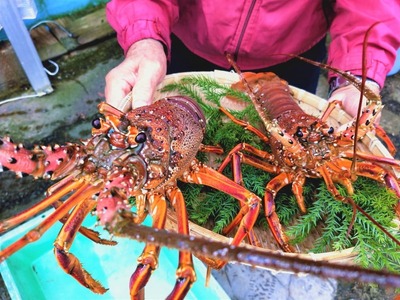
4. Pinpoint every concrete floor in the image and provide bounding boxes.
[0,36,399,299]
